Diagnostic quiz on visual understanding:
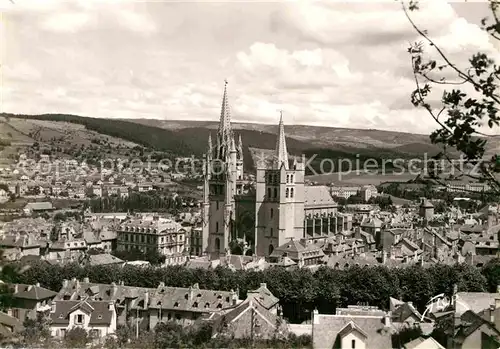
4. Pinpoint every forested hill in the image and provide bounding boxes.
[1,113,193,157]
[1,113,424,173]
